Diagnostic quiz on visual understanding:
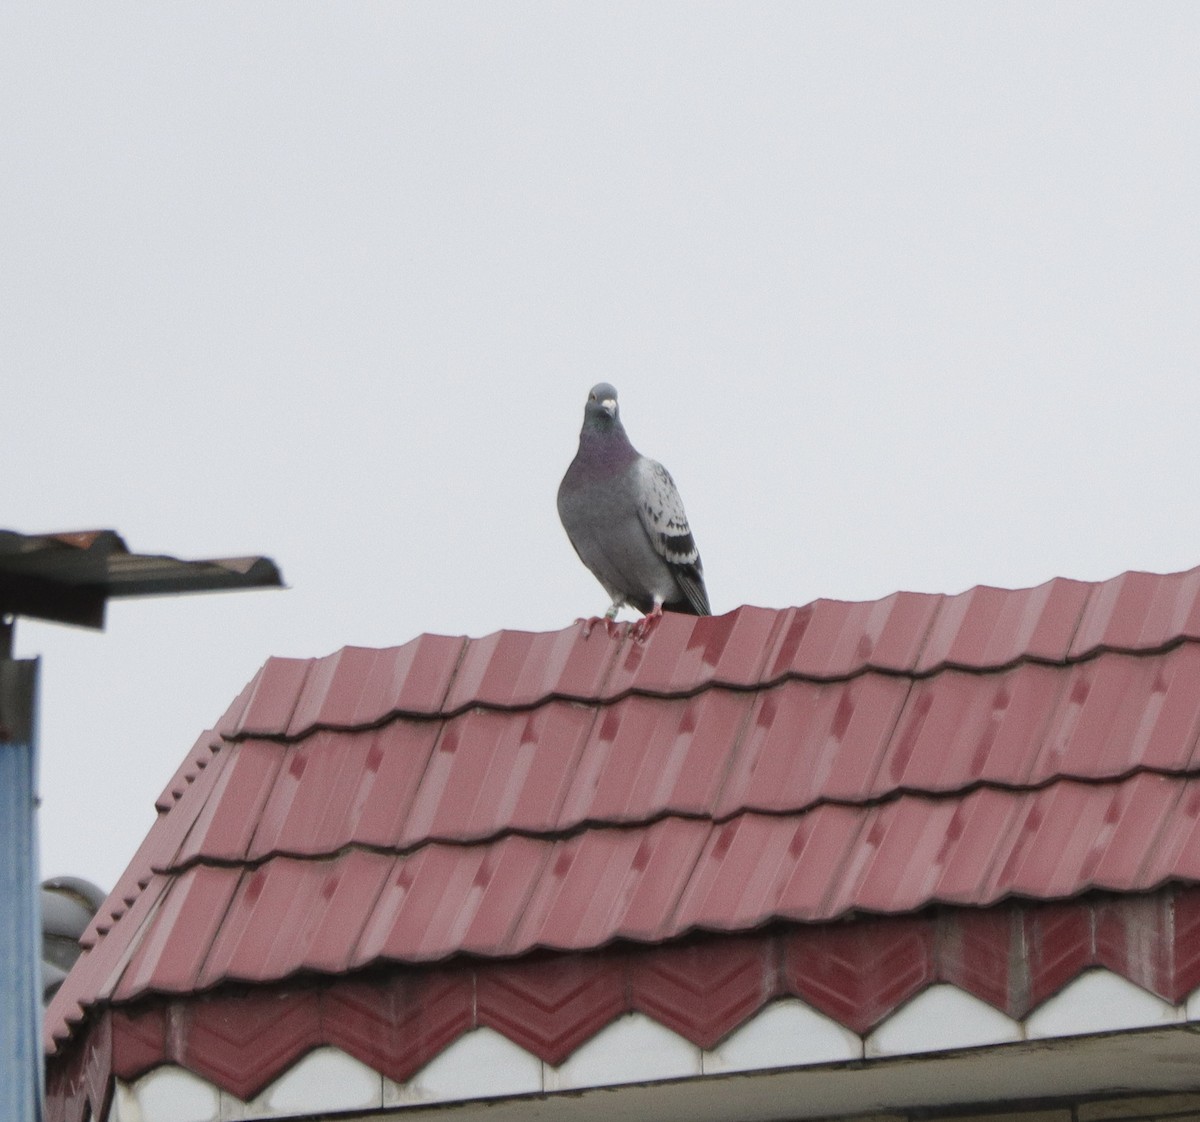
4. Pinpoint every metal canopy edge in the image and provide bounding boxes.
[0,529,283,630]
